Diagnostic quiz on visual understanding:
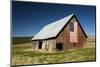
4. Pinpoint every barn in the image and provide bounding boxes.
[31,14,87,52]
